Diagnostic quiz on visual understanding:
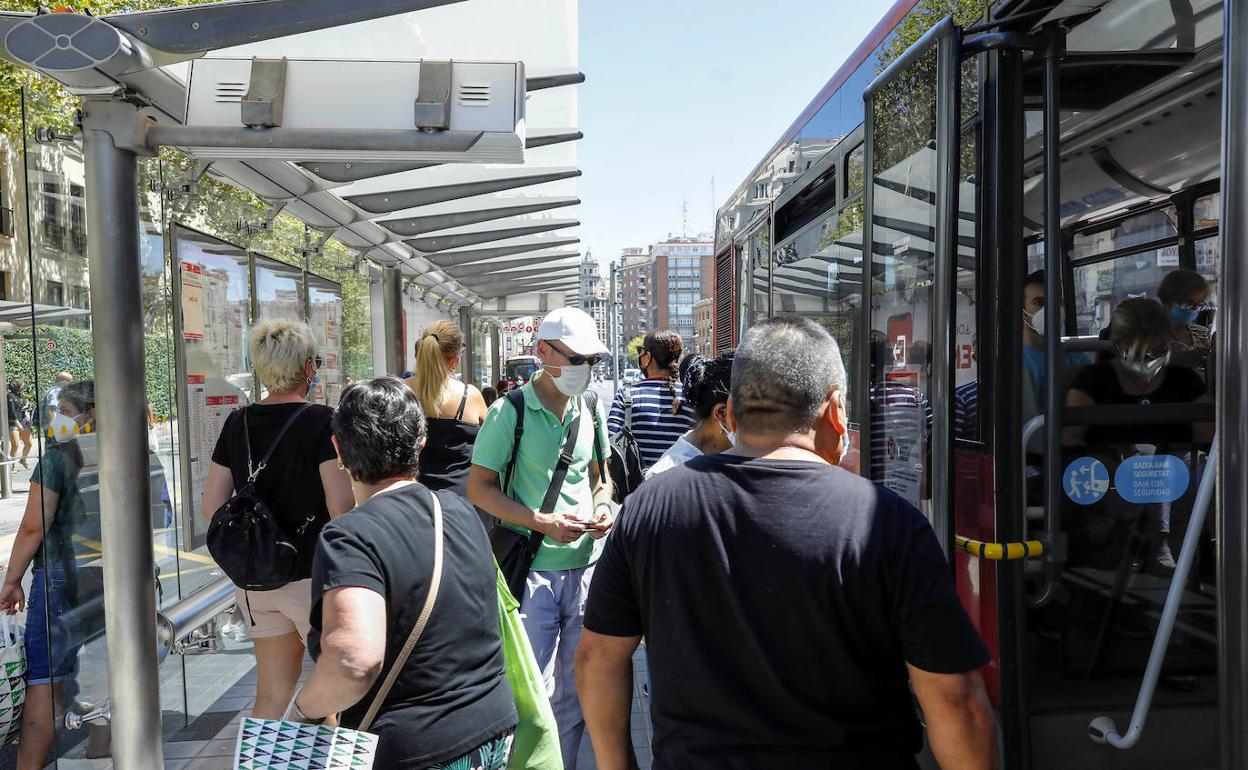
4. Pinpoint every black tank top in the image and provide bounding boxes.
[418,383,480,497]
